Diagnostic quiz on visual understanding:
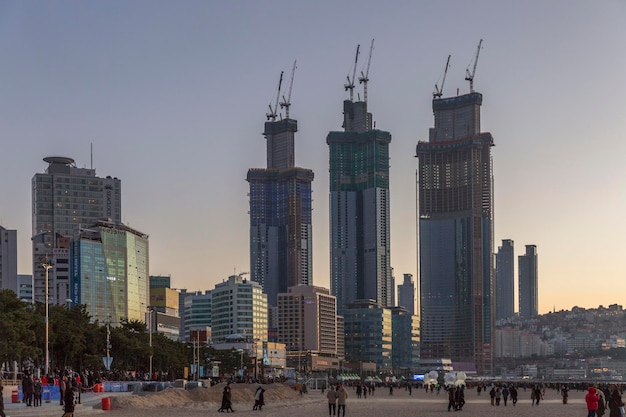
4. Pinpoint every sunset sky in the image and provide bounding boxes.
[1,1,625,314]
